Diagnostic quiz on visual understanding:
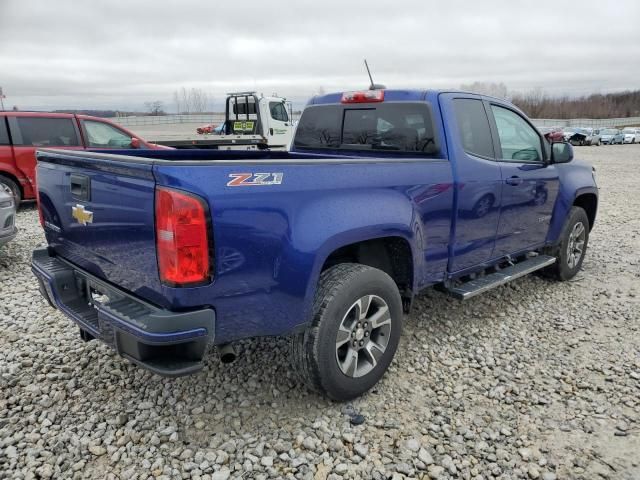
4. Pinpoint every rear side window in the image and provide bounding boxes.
[295,102,438,155]
[14,117,80,147]
[452,99,494,158]
[0,118,10,145]
[270,102,289,122]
